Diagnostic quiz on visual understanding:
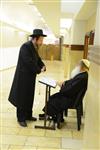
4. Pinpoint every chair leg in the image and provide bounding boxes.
[57,113,62,129]
[76,109,81,131]
[64,109,68,117]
